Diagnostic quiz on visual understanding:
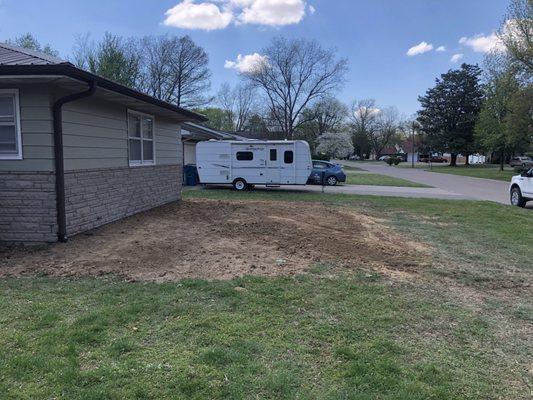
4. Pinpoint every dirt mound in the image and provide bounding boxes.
[0,199,429,282]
